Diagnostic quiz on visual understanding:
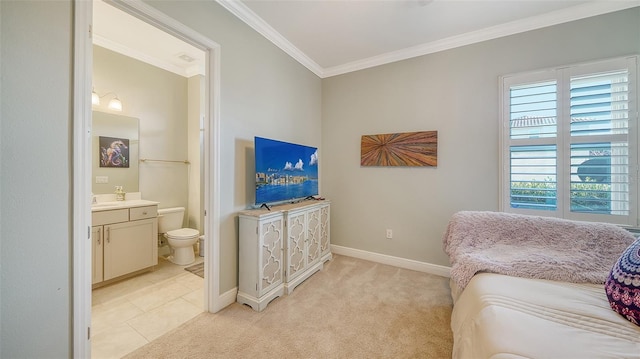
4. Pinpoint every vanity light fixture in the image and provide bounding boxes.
[107,96,123,111]
[91,89,123,112]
